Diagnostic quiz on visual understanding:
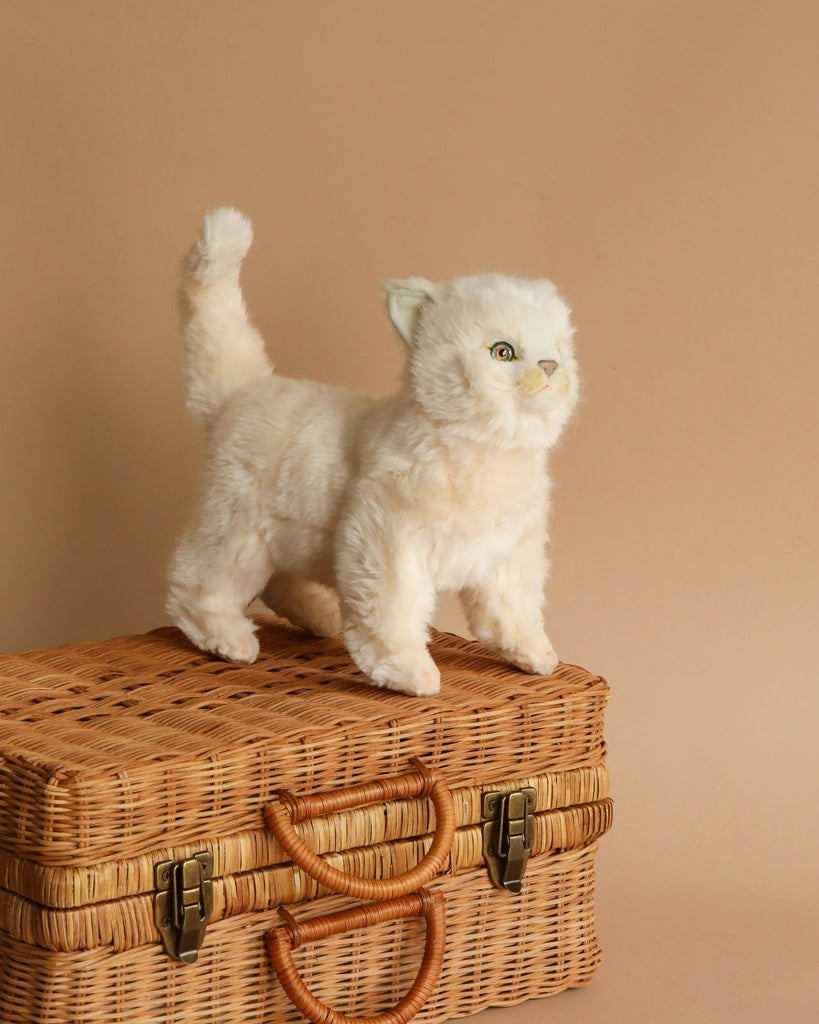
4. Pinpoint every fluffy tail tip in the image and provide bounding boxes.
[188,207,253,284]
